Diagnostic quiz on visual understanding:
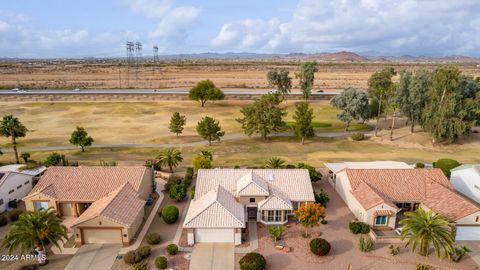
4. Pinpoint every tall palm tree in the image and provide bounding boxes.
[399,208,454,259]
[2,208,68,265]
[0,115,28,164]
[265,156,285,169]
[157,148,183,173]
